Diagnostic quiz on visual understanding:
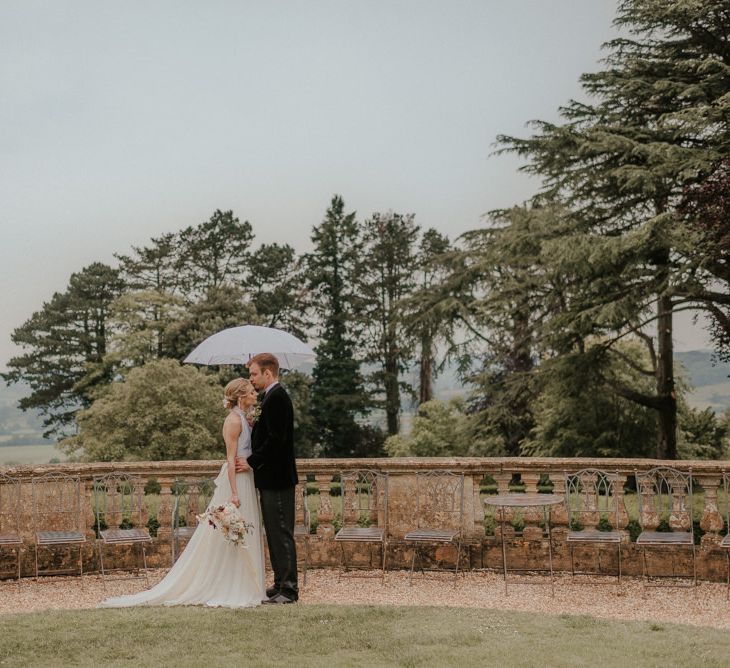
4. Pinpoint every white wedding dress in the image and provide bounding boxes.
[99,409,265,608]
